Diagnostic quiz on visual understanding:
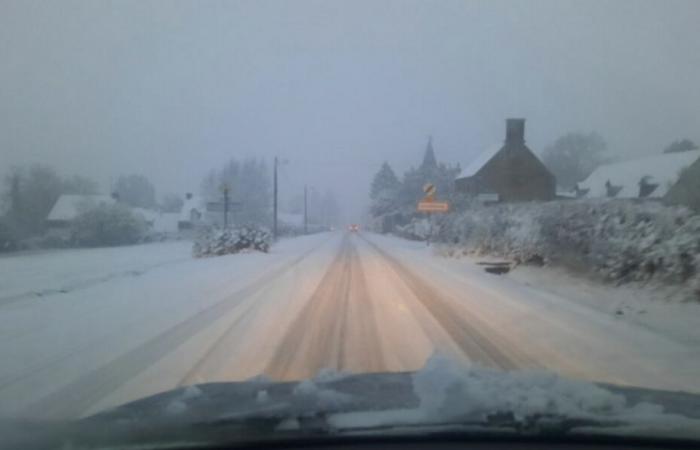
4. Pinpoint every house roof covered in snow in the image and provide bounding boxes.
[47,194,115,222]
[457,144,502,179]
[578,150,700,199]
